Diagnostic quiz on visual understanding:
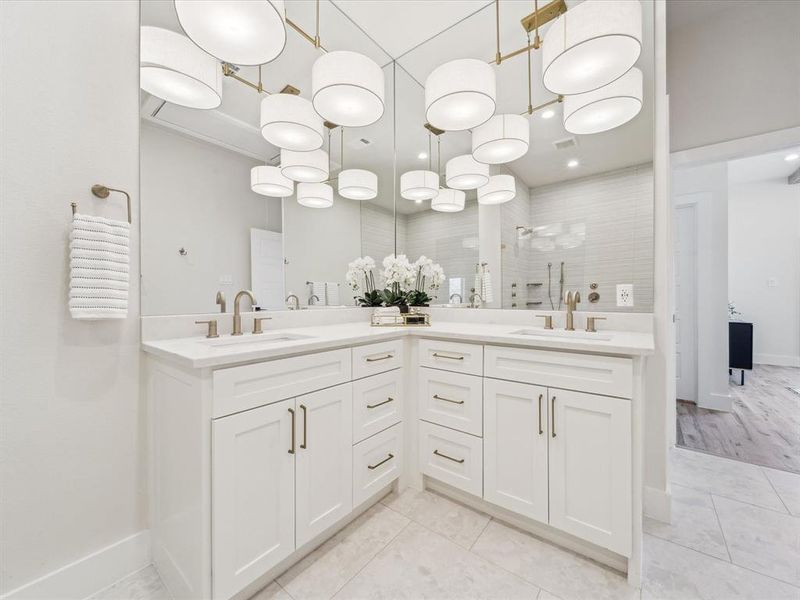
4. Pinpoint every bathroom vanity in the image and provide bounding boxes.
[143,315,652,600]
